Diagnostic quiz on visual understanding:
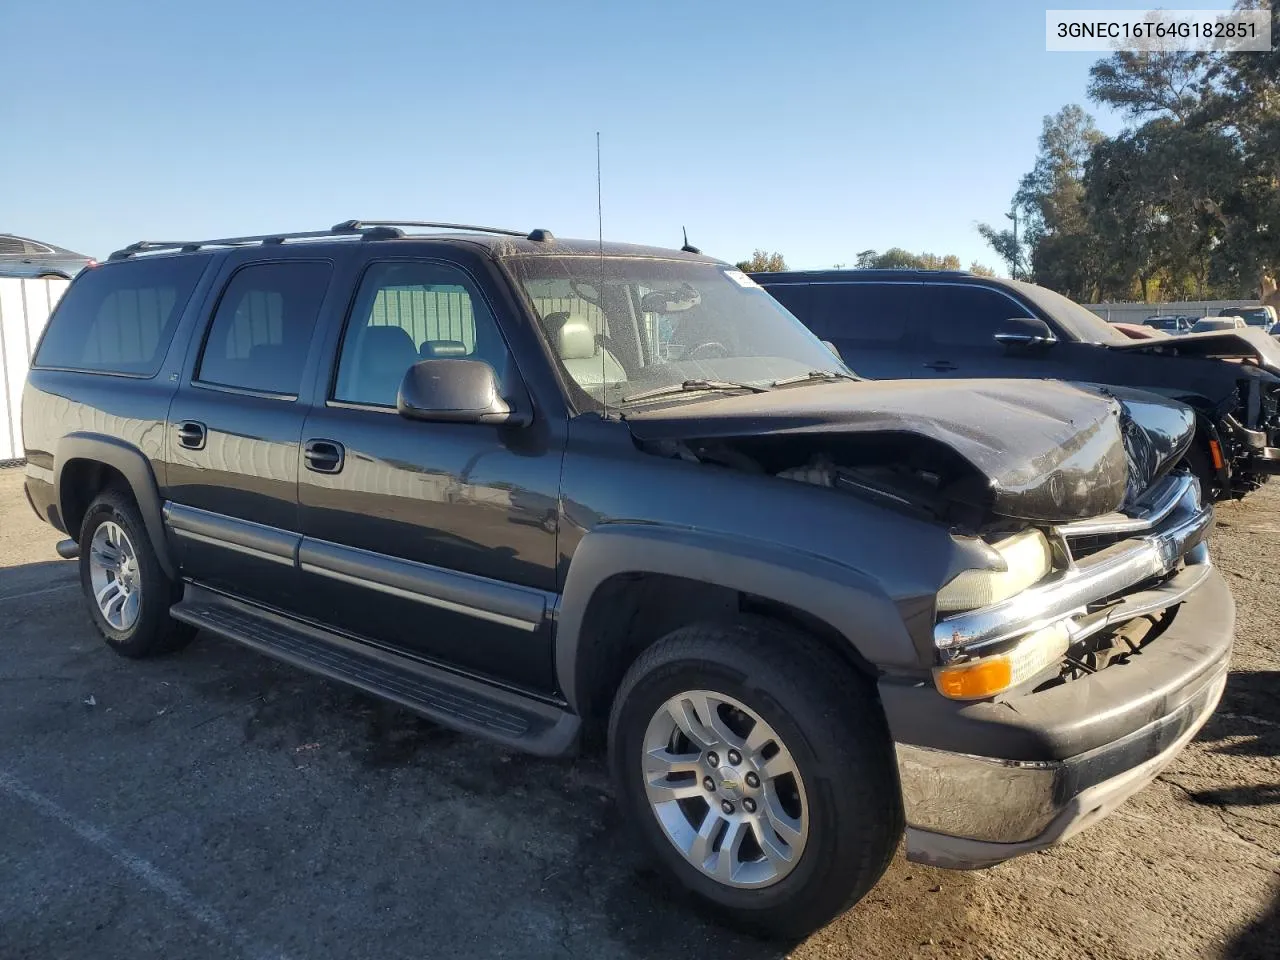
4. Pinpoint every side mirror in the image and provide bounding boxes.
[821,339,842,361]
[994,317,1057,348]
[397,359,529,427]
